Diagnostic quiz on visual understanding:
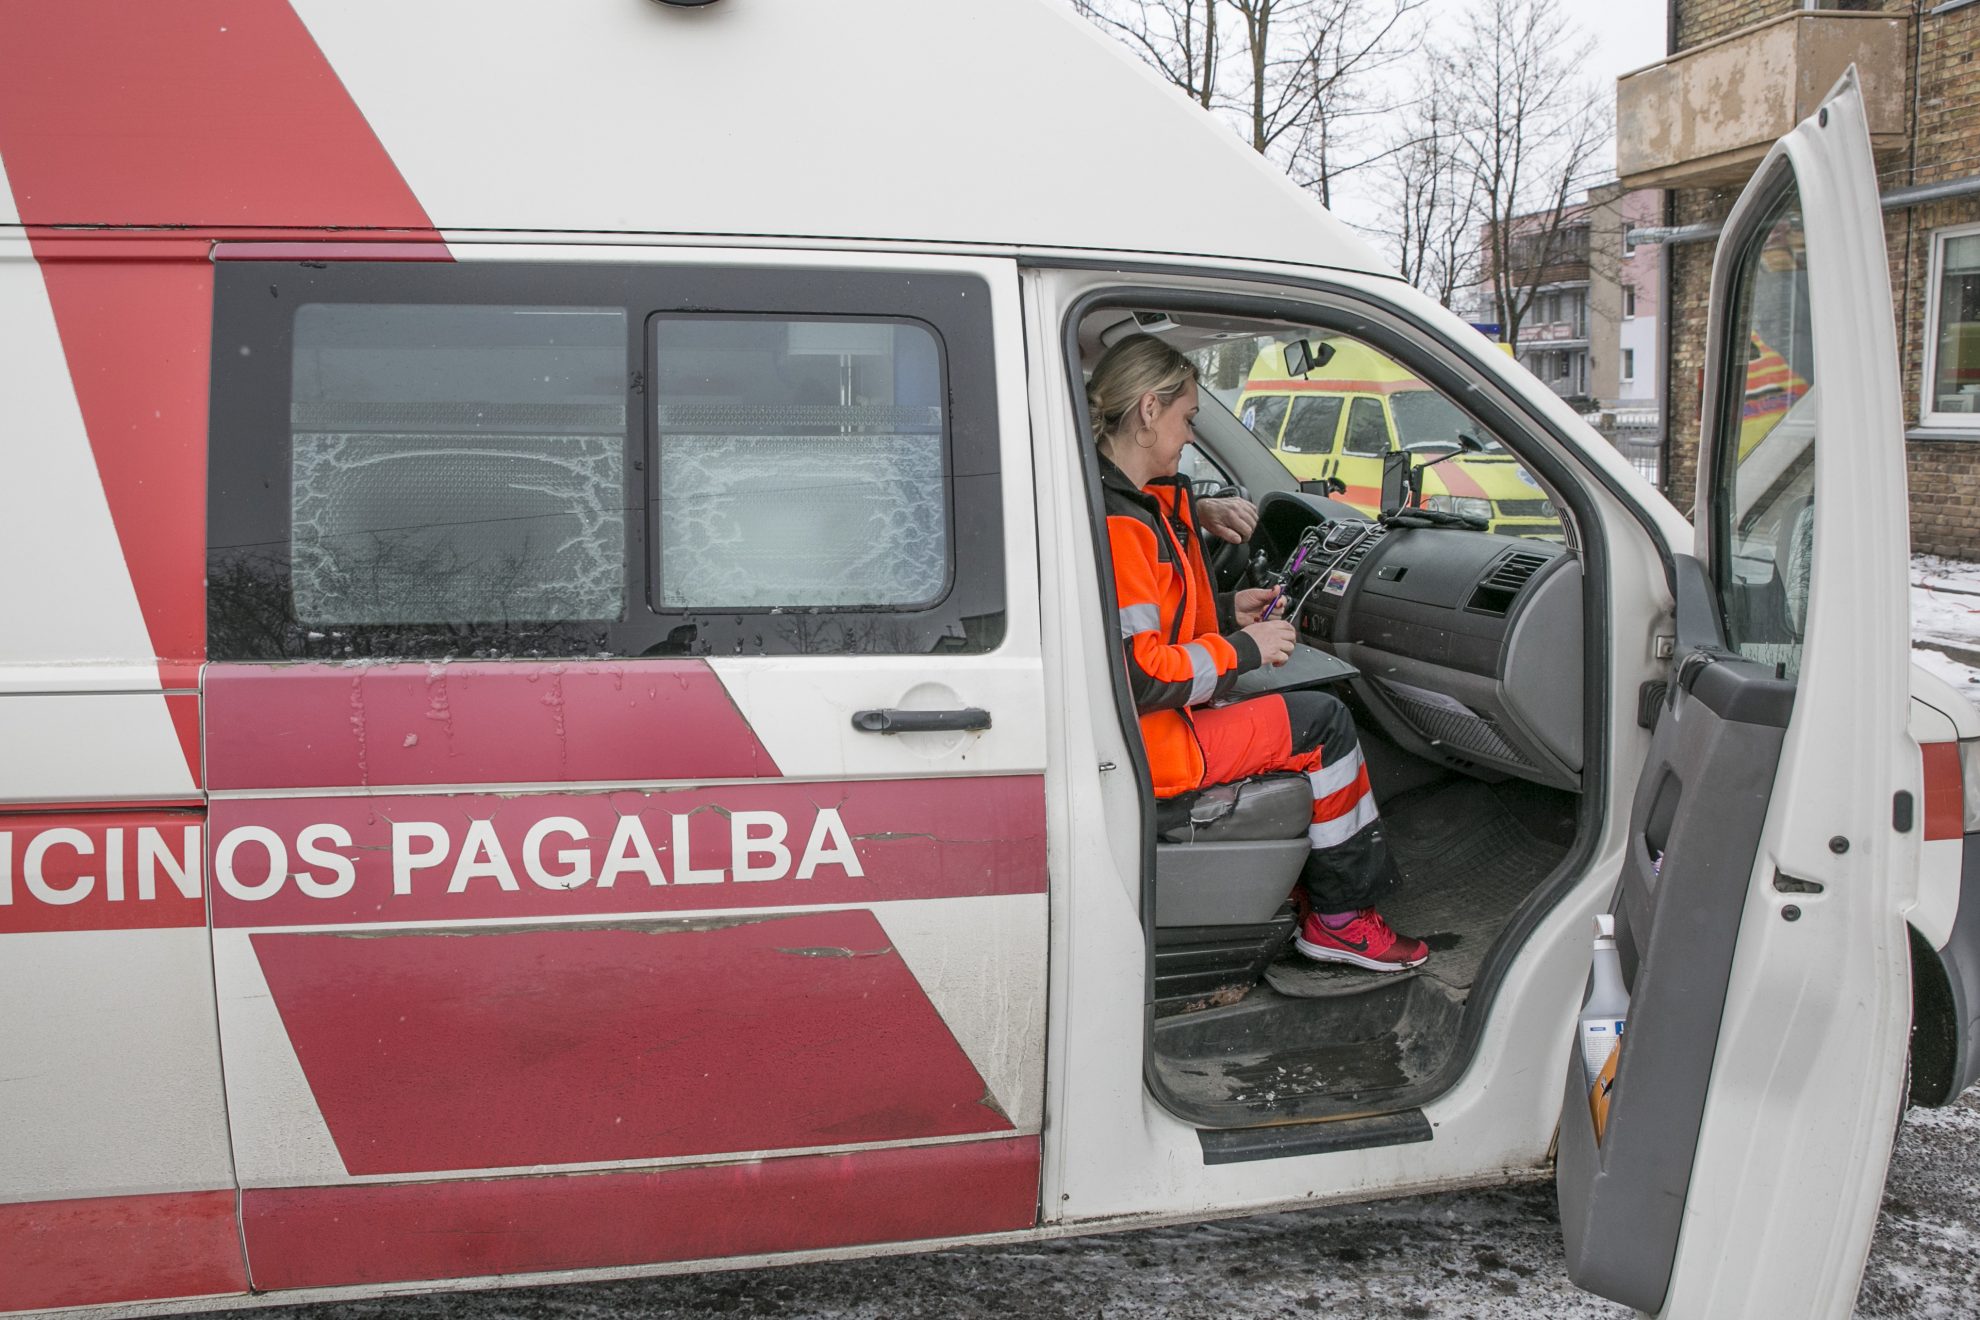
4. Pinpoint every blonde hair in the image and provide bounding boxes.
[1086,333,1199,445]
